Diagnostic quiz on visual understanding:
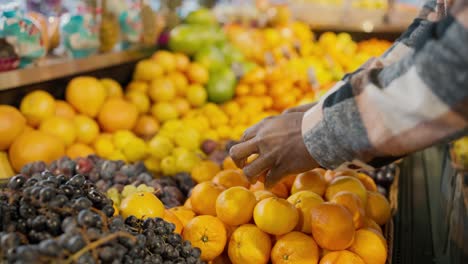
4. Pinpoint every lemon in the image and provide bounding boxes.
[108,150,128,162]
[93,134,115,158]
[174,128,200,150]
[172,147,190,159]
[186,84,207,107]
[202,130,219,141]
[175,151,202,173]
[191,160,221,183]
[148,135,174,159]
[122,137,148,162]
[151,102,179,122]
[160,156,177,175]
[144,156,161,173]
[161,119,184,133]
[120,192,164,219]
[113,130,135,149]
[217,125,231,139]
